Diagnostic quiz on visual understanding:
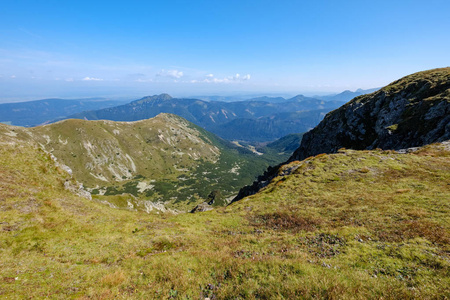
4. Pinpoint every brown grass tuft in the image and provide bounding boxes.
[100,271,126,287]
[251,212,322,232]
[376,220,449,244]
